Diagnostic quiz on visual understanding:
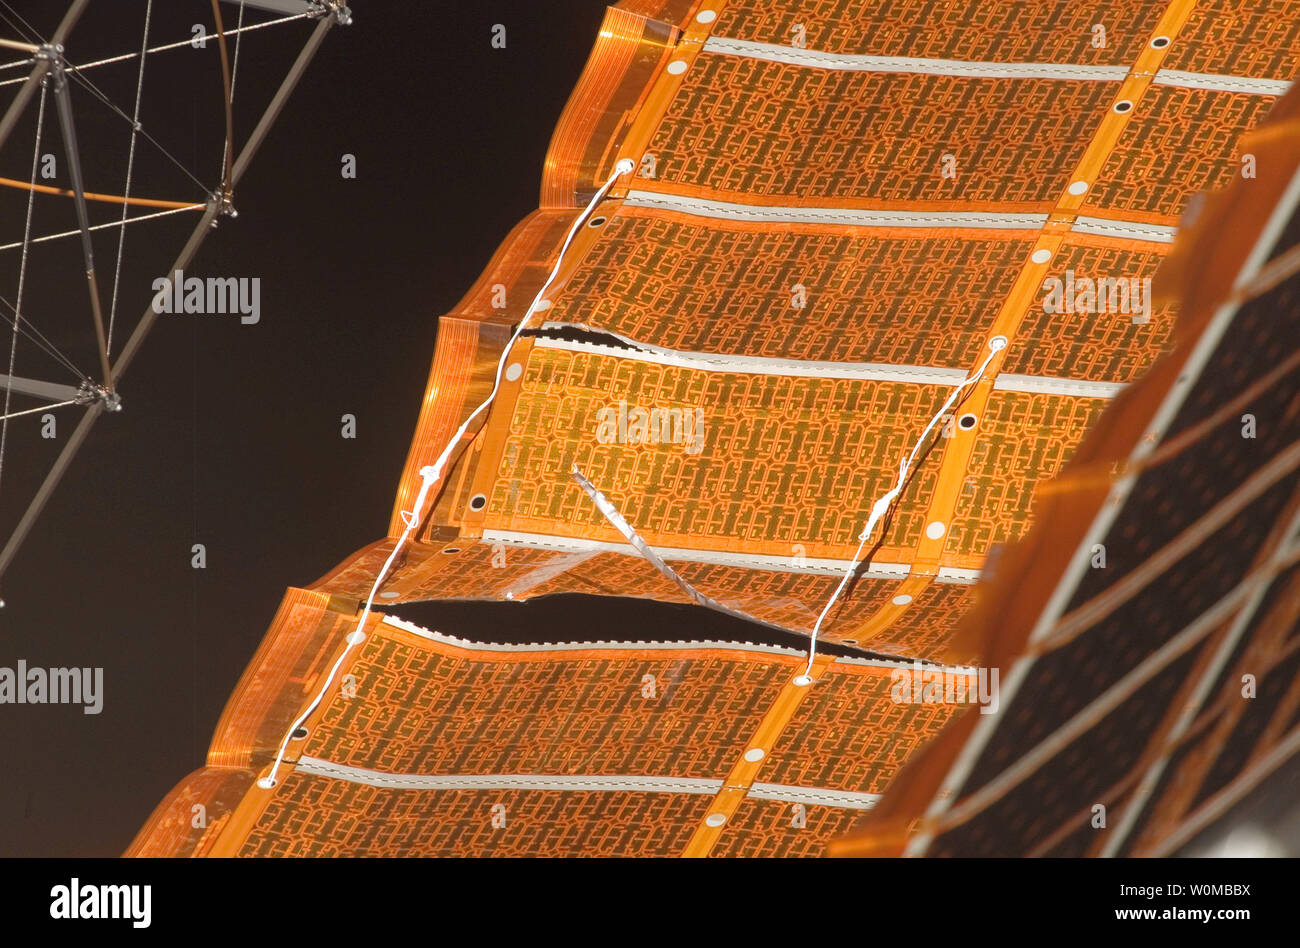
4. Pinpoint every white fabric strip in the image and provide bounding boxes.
[534,331,1122,399]
[624,190,1173,247]
[1072,216,1177,243]
[624,191,1175,250]
[992,373,1124,399]
[296,756,882,810]
[702,36,1129,82]
[1153,69,1291,96]
[747,782,880,810]
[536,332,967,384]
[834,653,985,675]
[296,758,722,794]
[623,189,1047,230]
[702,36,1288,98]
